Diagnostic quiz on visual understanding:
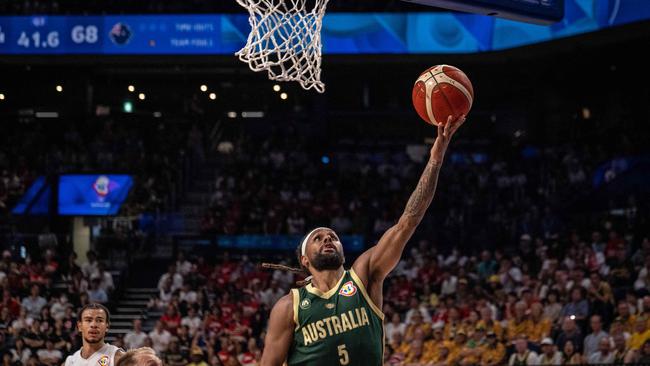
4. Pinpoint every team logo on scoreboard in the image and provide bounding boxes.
[98,356,109,366]
[338,281,357,297]
[93,175,111,197]
[300,298,311,310]
[109,22,132,45]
